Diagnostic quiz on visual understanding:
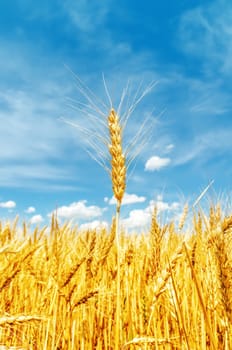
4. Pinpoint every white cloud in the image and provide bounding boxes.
[122,196,180,231]
[107,192,146,205]
[79,220,108,231]
[30,214,44,224]
[25,206,36,214]
[50,200,104,221]
[151,197,180,212]
[0,201,16,209]
[145,156,170,171]
[122,209,151,230]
